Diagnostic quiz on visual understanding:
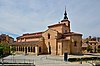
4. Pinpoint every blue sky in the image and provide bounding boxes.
[0,0,100,40]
